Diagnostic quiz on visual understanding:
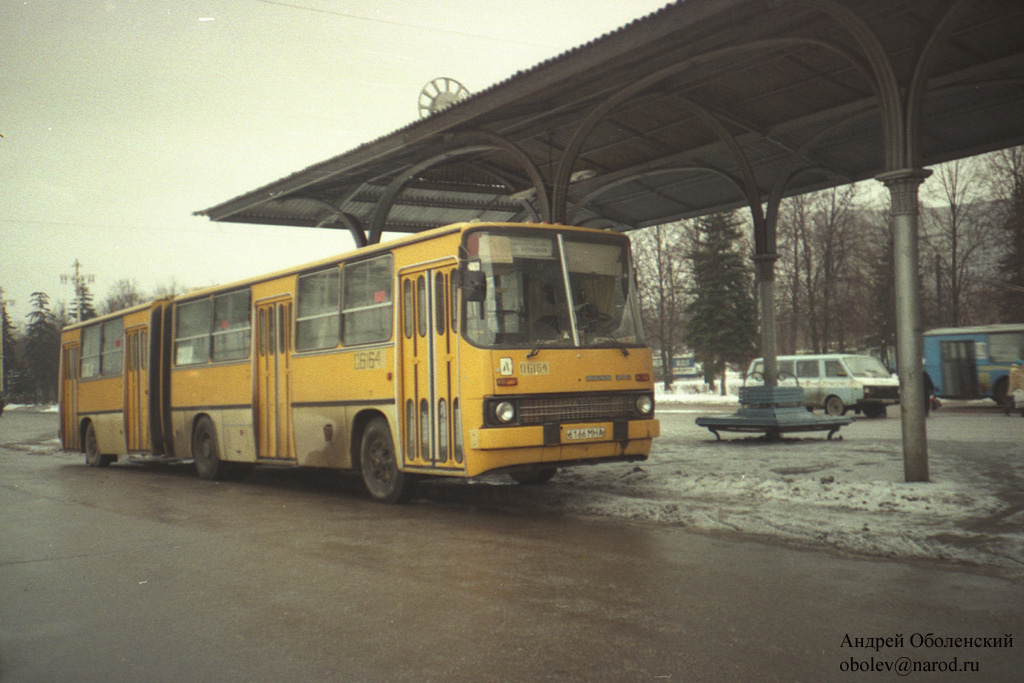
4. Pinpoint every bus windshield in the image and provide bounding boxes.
[462,230,644,349]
